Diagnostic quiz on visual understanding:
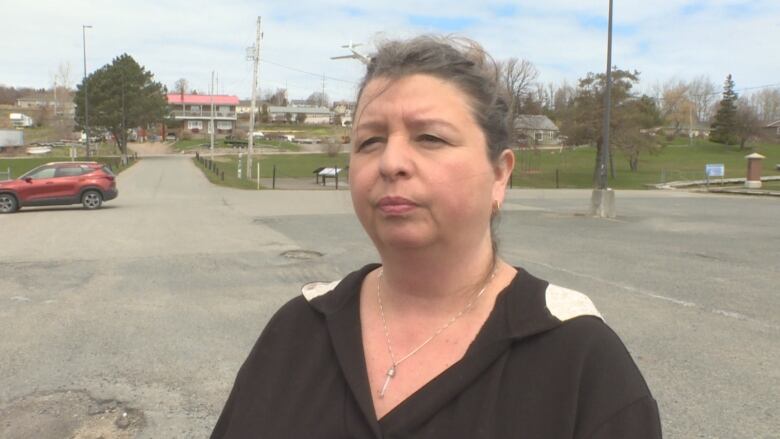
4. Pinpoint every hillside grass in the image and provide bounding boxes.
[511,139,780,189]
